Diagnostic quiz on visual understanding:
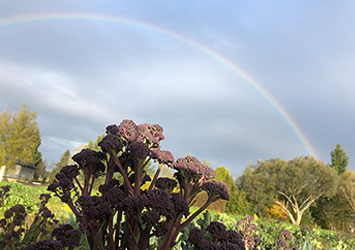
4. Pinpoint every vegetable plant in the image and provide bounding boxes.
[46,120,231,250]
